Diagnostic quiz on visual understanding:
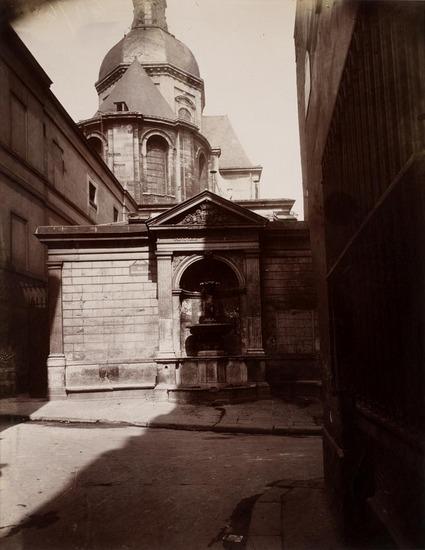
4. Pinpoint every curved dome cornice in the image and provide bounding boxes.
[96,63,204,98]
[98,27,200,85]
